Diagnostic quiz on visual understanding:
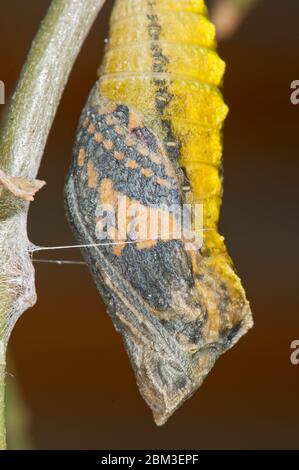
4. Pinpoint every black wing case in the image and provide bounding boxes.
[65,88,252,425]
